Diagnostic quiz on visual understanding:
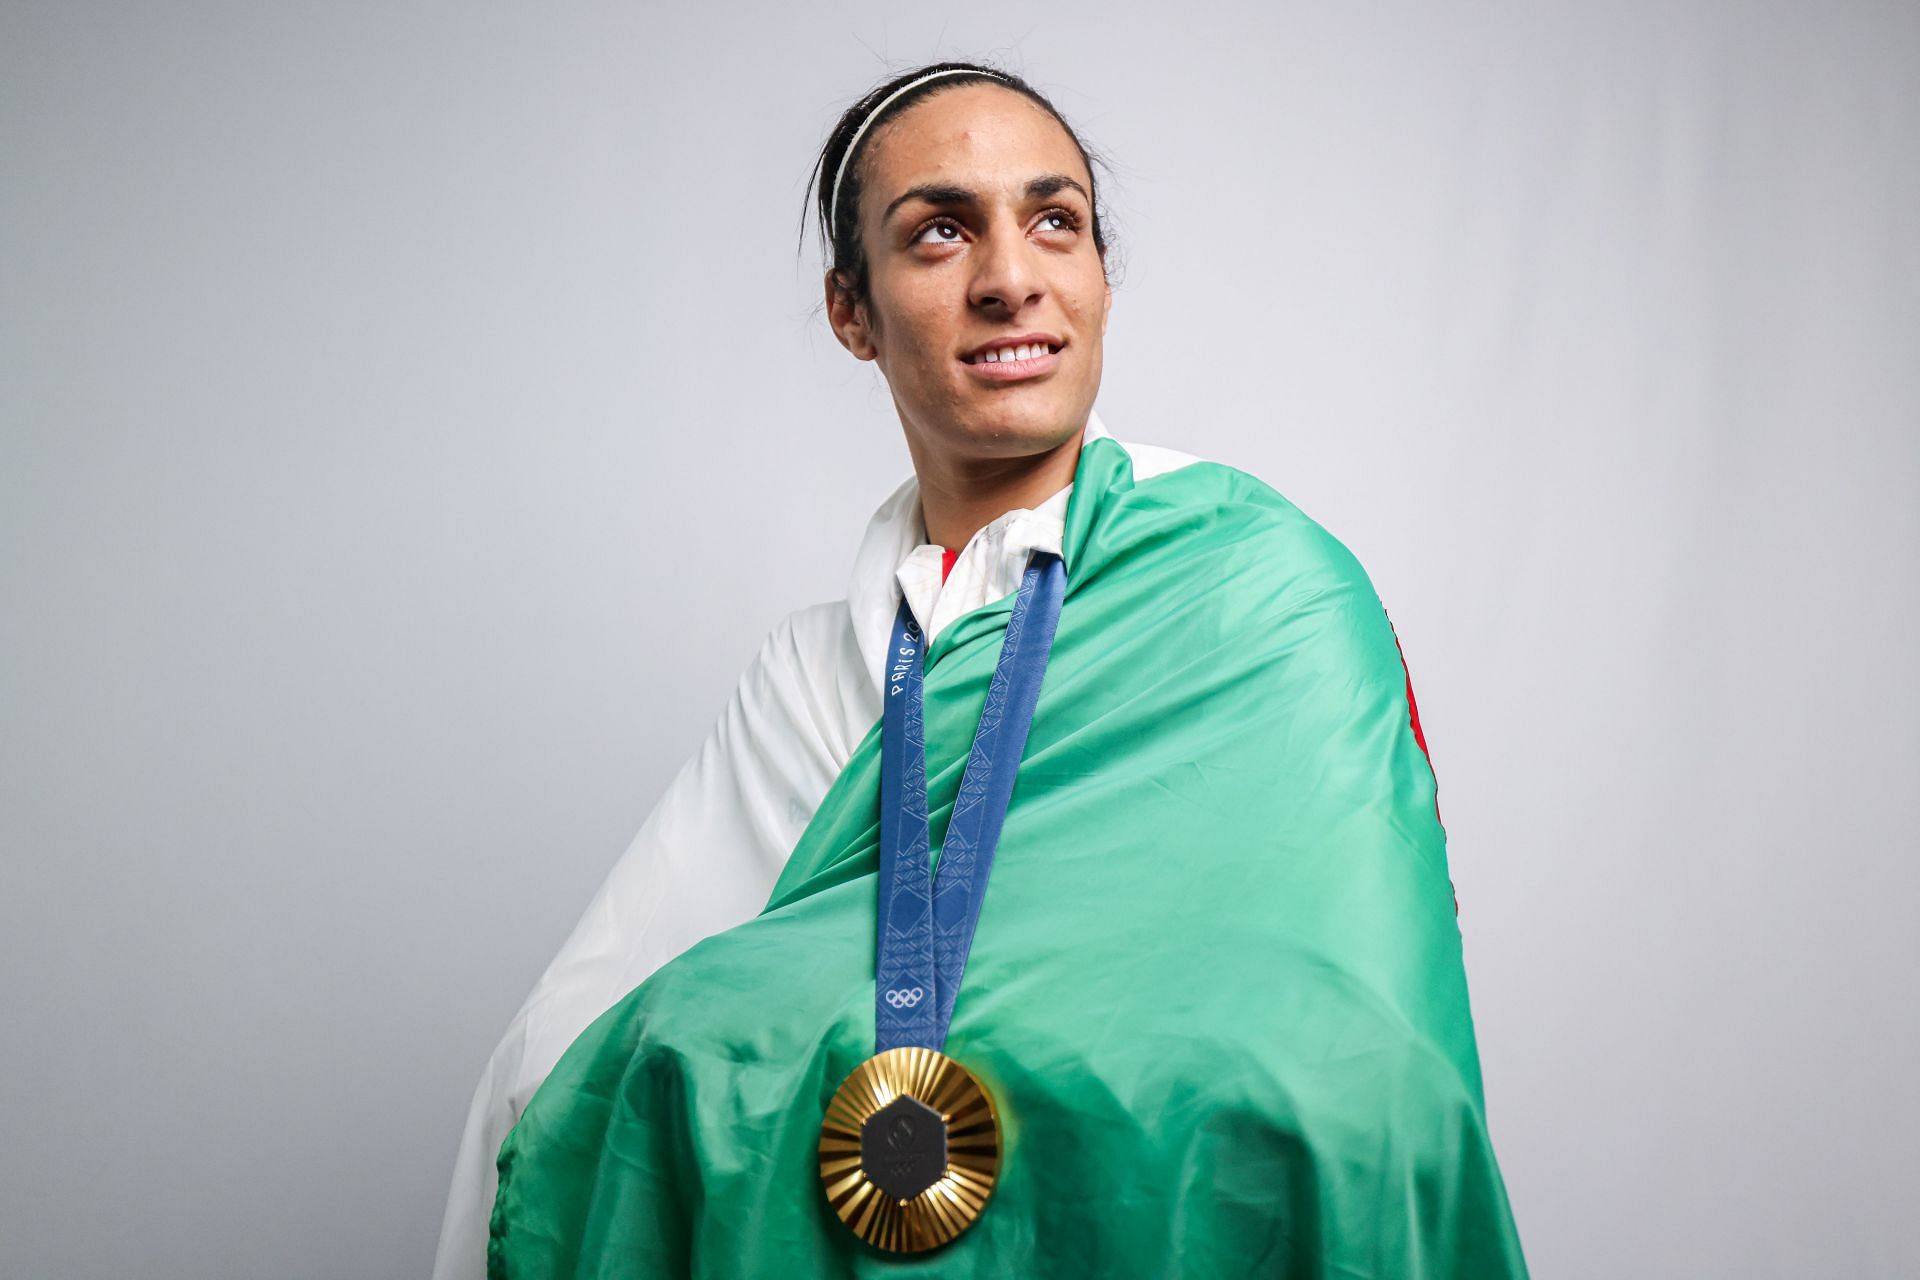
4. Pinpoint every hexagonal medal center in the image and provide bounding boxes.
[860,1094,948,1201]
